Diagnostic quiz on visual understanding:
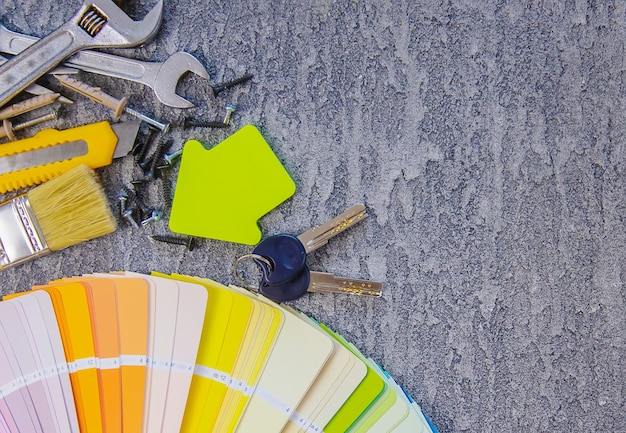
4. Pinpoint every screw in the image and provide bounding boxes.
[162,148,183,167]
[160,176,173,209]
[223,104,236,125]
[56,75,170,133]
[141,209,163,226]
[145,139,172,179]
[122,209,140,228]
[118,192,128,216]
[130,179,150,187]
[122,186,150,217]
[183,117,230,129]
[151,234,197,251]
[124,106,170,133]
[133,127,158,159]
[211,73,254,97]
[0,111,57,140]
[137,152,156,171]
